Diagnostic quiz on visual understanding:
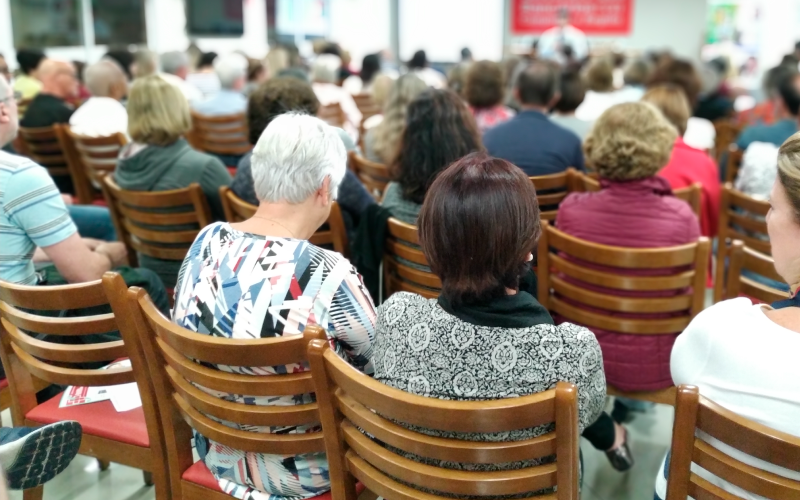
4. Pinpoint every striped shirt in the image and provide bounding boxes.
[172,222,376,500]
[0,151,76,285]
